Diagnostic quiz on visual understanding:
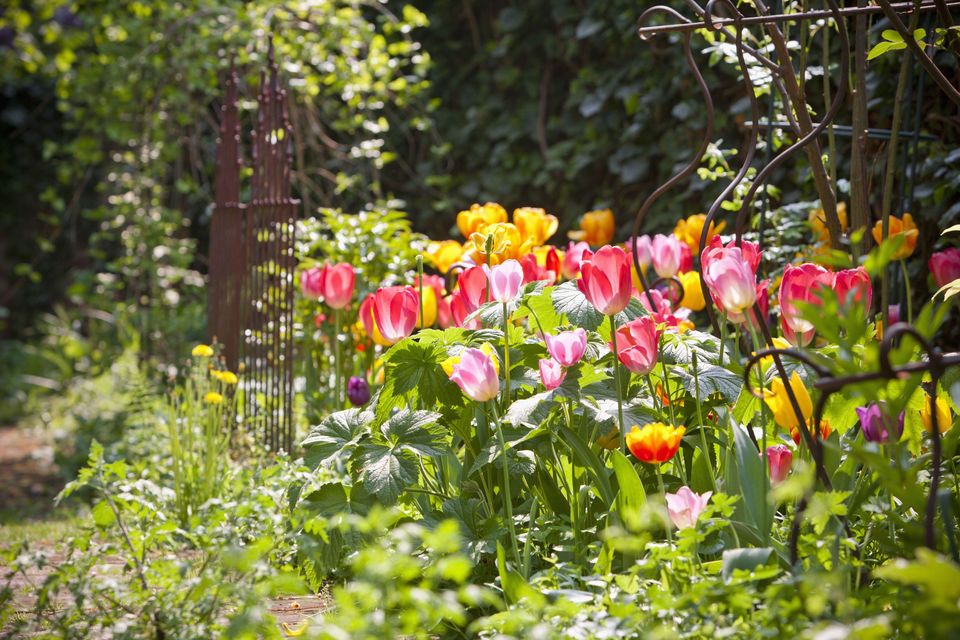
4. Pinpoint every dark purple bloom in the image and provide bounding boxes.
[347,375,370,406]
[856,403,903,444]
